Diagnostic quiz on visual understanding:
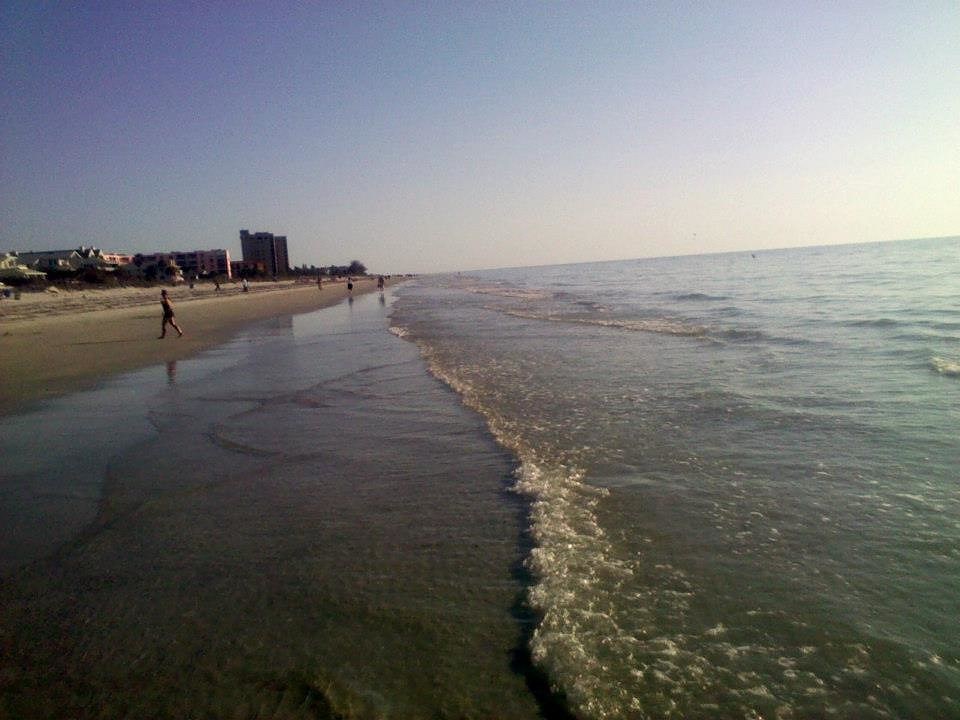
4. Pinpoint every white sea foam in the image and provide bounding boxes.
[502,308,707,338]
[464,284,553,301]
[931,356,960,377]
